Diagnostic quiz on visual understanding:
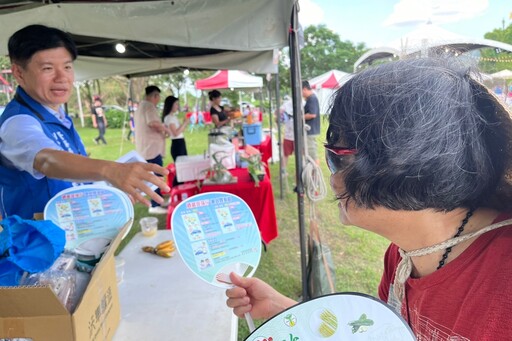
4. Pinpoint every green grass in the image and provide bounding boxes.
[76,119,389,340]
